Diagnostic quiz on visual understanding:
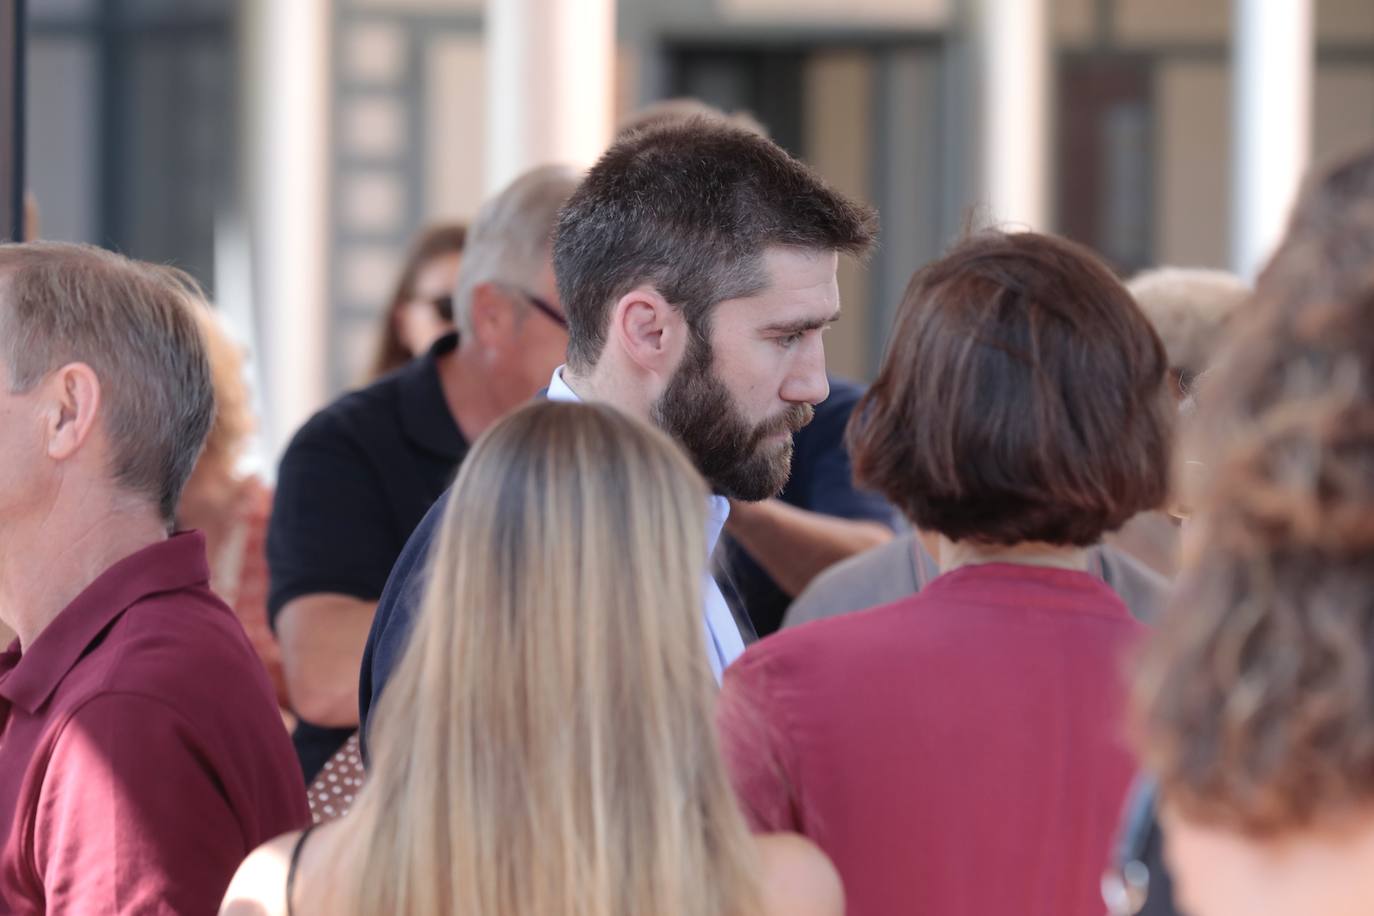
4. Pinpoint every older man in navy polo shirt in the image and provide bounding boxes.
[359,116,877,750]
[270,166,581,782]
[0,244,308,913]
